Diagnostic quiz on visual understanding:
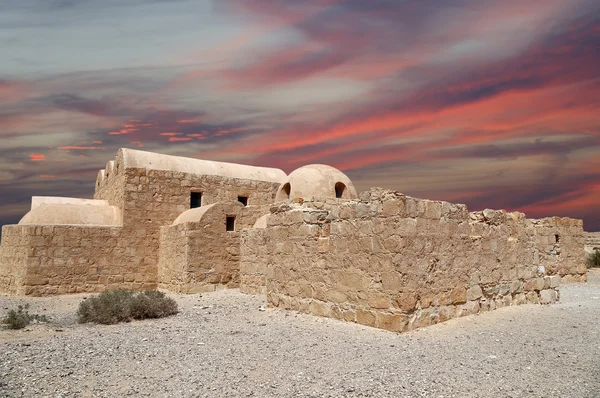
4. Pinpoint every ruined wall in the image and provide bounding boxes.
[158,204,271,293]
[0,225,155,296]
[533,218,587,282]
[241,189,574,333]
[585,232,600,253]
